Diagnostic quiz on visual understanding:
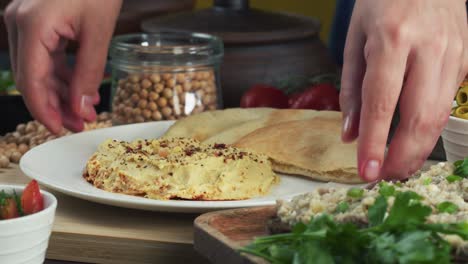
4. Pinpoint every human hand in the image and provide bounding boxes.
[340,0,468,181]
[4,0,122,134]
